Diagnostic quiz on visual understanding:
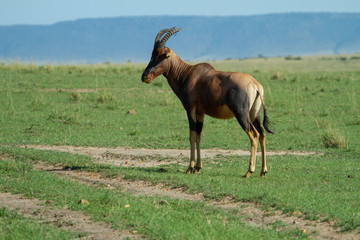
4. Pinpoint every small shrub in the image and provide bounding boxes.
[45,65,53,73]
[284,55,302,60]
[337,57,347,61]
[48,112,76,125]
[316,75,328,82]
[350,56,360,60]
[70,92,81,102]
[271,72,282,80]
[271,72,290,81]
[322,128,347,149]
[97,94,117,104]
